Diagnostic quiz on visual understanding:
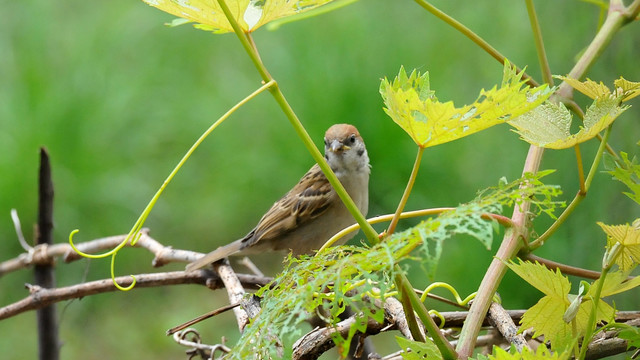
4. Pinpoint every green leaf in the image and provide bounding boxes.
[141,0,337,33]
[607,323,640,349]
[392,172,562,278]
[606,152,640,205]
[231,238,414,358]
[396,336,441,360]
[380,61,551,148]
[480,345,570,360]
